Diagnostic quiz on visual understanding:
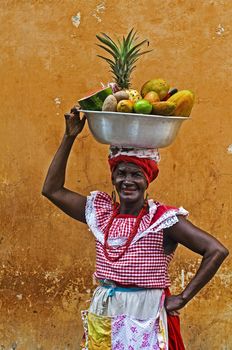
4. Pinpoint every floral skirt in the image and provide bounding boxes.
[80,283,168,350]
